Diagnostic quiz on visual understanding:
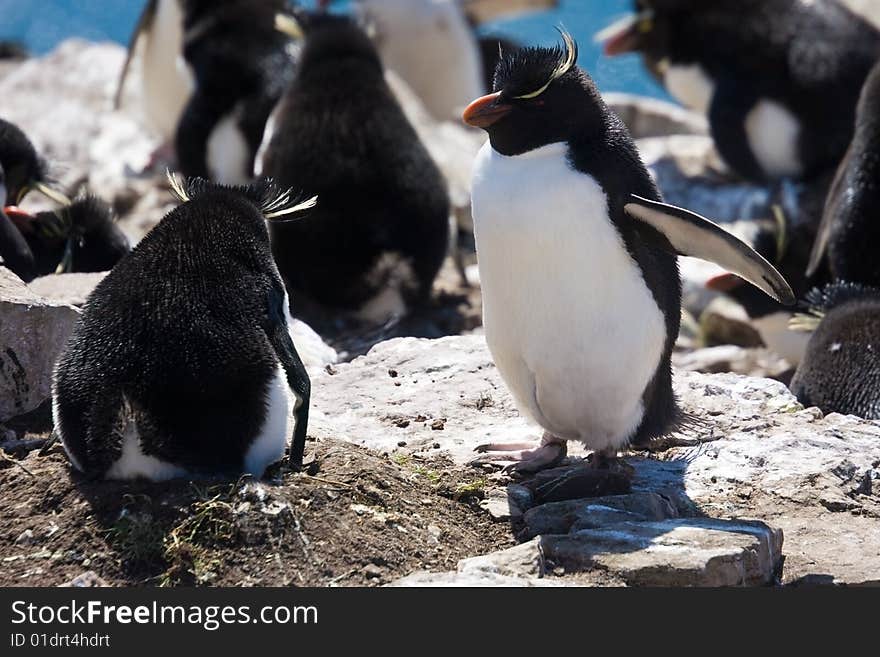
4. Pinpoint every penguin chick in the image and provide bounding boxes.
[789,282,880,420]
[465,34,793,474]
[175,0,300,185]
[52,176,316,481]
[807,60,880,287]
[258,13,450,325]
[0,119,70,281]
[5,194,130,282]
[599,0,880,182]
